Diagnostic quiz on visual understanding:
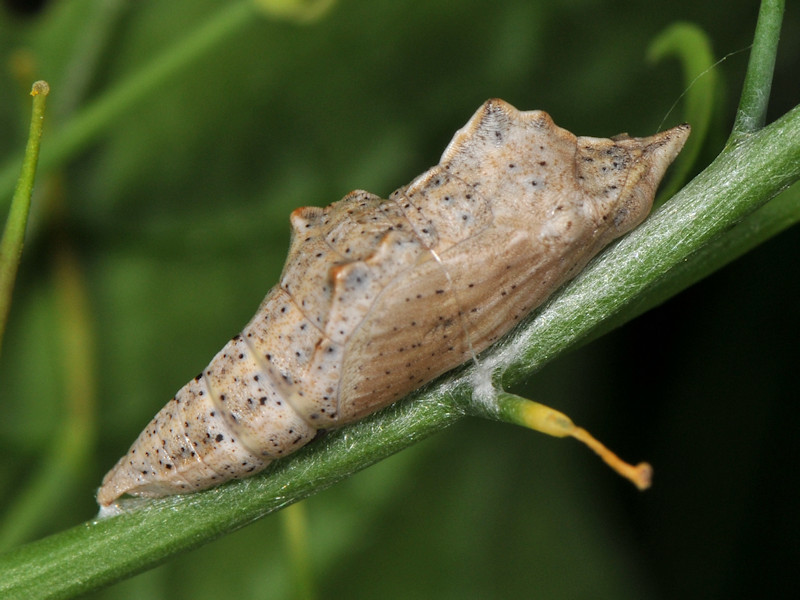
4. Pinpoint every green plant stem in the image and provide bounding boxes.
[0,81,49,356]
[487,392,653,491]
[0,96,797,600]
[730,0,784,142]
